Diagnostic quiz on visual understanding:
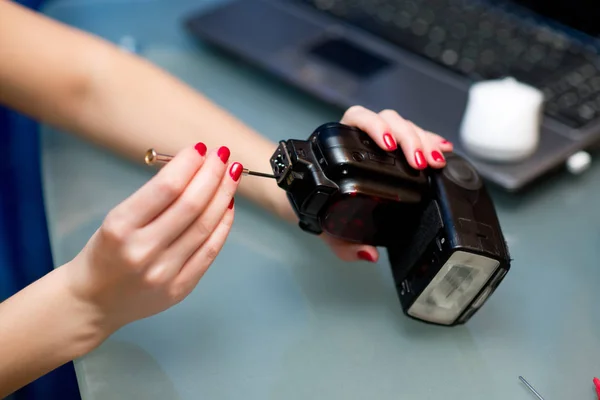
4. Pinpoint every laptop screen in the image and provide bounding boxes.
[508,0,600,38]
